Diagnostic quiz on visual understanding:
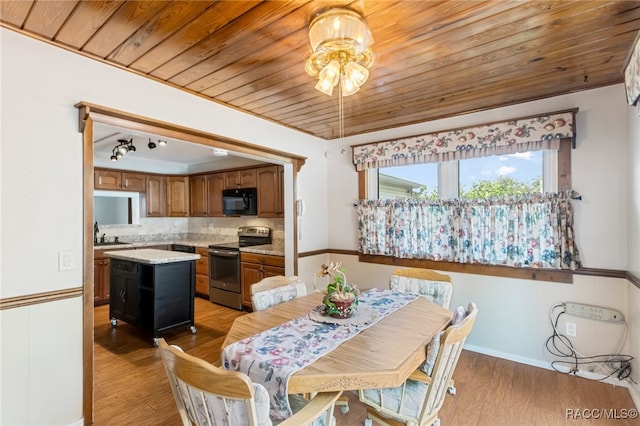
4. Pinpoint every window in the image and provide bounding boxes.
[356,111,578,281]
[378,149,560,200]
